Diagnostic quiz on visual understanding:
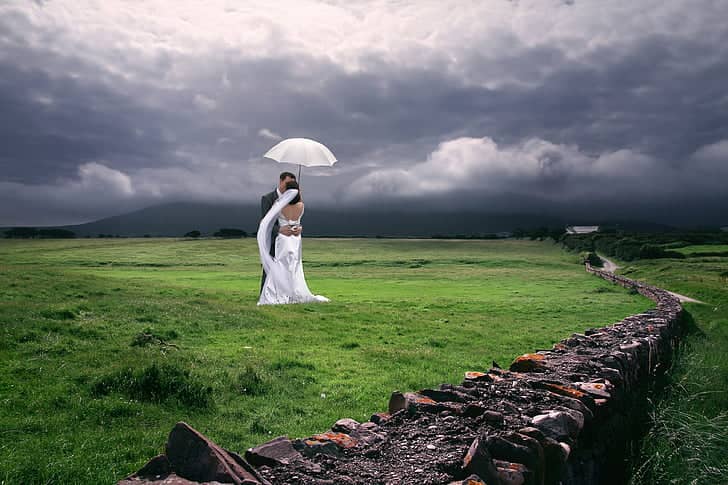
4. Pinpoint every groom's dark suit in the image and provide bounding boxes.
[260,189,279,292]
